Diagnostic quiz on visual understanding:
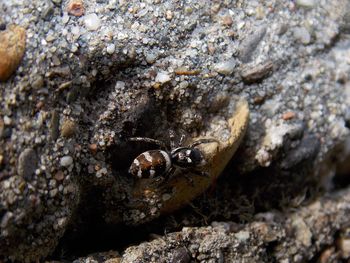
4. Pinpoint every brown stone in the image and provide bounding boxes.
[0,25,26,81]
[54,170,65,181]
[282,111,296,120]
[61,119,77,138]
[240,60,274,84]
[67,0,85,17]
[88,143,98,155]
